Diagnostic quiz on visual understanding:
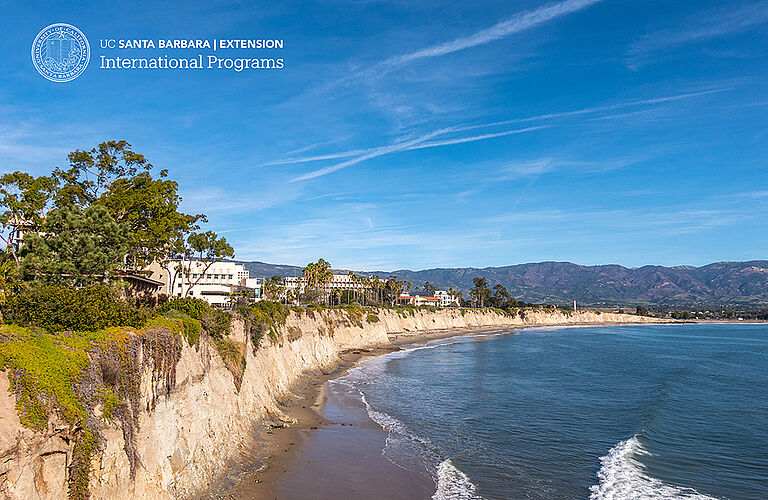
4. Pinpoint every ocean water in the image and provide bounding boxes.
[329,324,768,499]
